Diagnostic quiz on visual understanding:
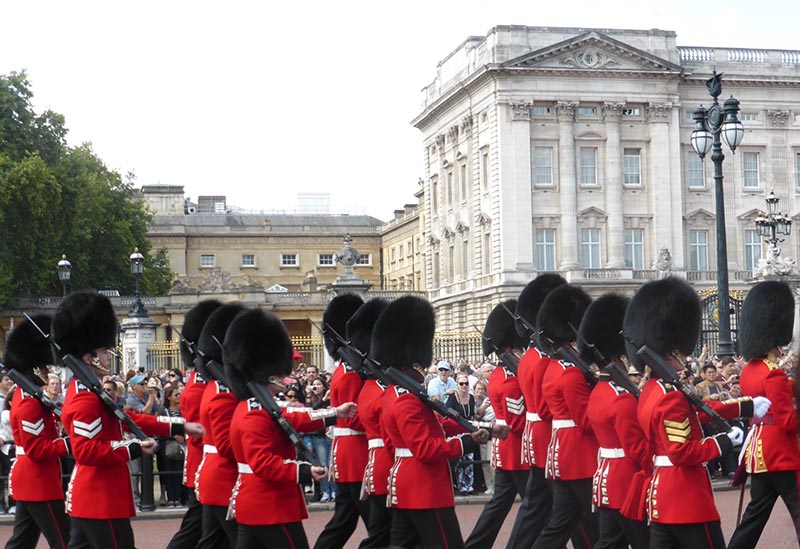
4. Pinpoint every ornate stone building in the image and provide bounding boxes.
[412,26,800,330]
